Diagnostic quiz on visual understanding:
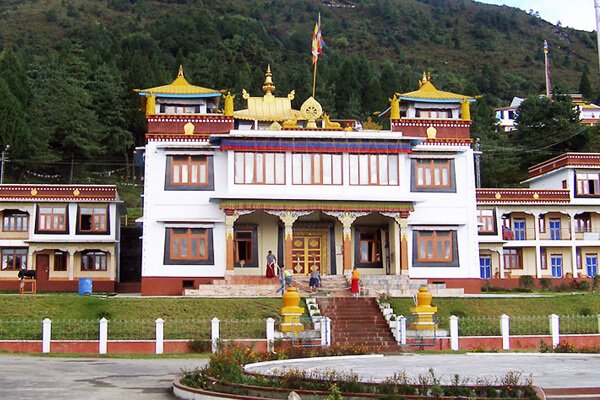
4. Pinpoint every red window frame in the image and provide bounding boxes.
[415,159,451,189]
[349,154,399,186]
[477,210,495,234]
[235,152,285,185]
[575,213,592,233]
[2,210,29,232]
[1,248,27,271]
[234,230,253,264]
[79,207,108,233]
[54,251,67,271]
[416,231,454,263]
[503,248,523,270]
[170,156,209,187]
[38,206,67,232]
[81,251,107,271]
[169,228,209,261]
